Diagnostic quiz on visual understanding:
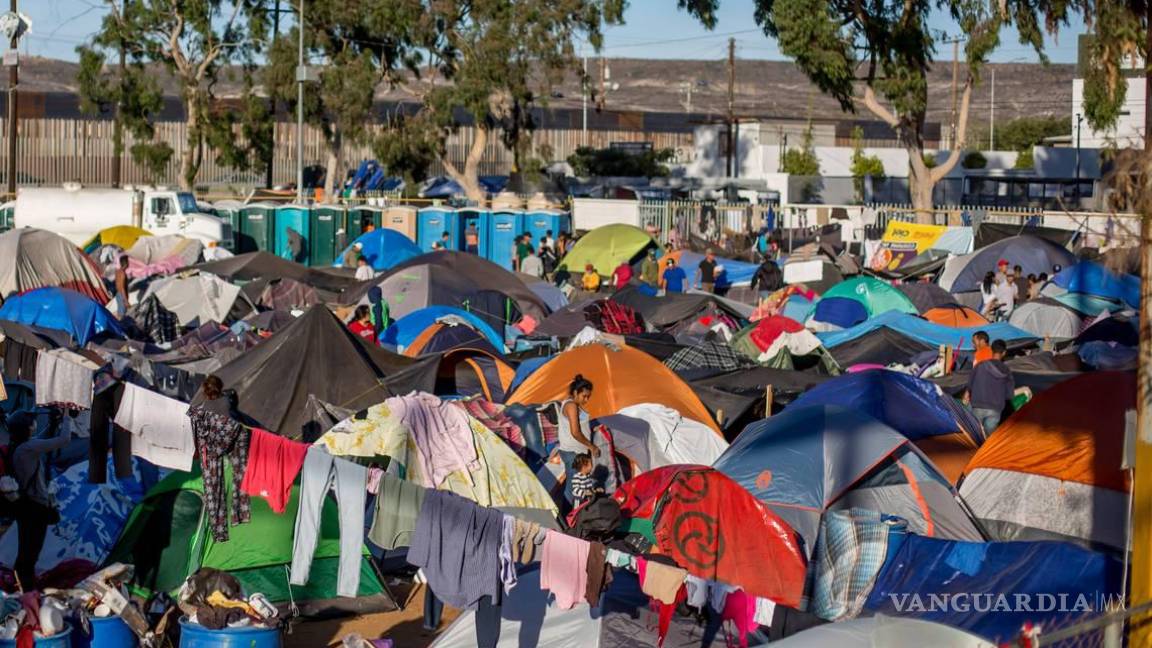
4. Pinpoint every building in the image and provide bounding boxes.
[1072,34,1146,149]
